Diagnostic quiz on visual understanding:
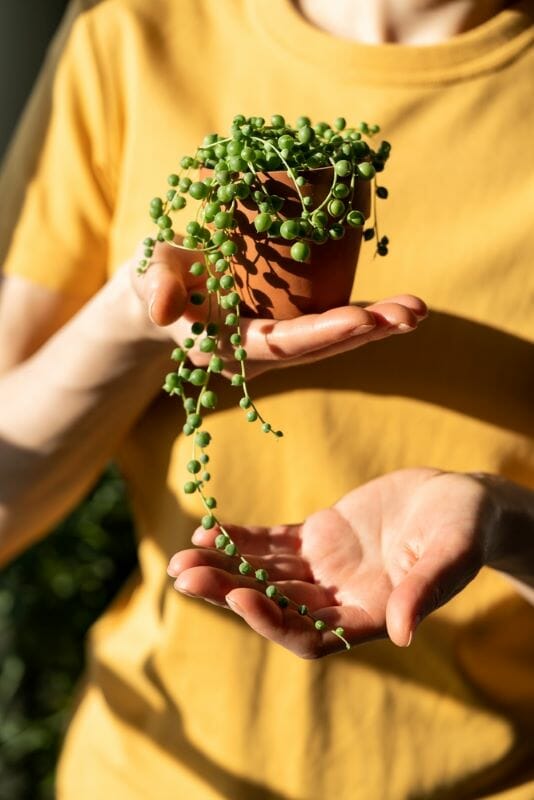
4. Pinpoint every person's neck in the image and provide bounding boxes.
[294,0,509,45]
